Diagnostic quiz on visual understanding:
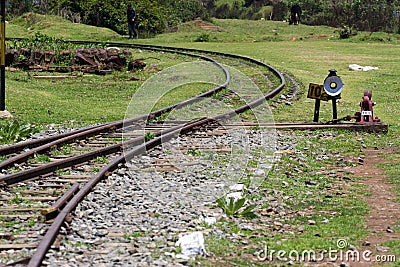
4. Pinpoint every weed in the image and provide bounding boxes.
[8,195,26,204]
[194,32,210,42]
[212,87,231,101]
[28,153,51,163]
[124,231,145,239]
[7,166,21,174]
[144,132,156,142]
[56,169,71,175]
[51,144,73,156]
[90,167,100,172]
[147,113,169,124]
[18,54,27,61]
[186,149,203,156]
[95,156,109,164]
[0,120,40,145]
[26,217,36,227]
[216,195,256,218]
[247,159,259,168]
[12,186,29,191]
